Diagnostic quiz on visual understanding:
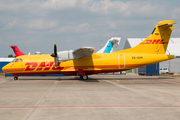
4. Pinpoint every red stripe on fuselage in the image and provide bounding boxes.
[10,69,129,76]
